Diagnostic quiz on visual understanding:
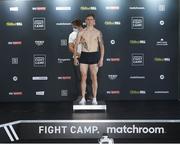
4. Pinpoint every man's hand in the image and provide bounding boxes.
[74,57,79,66]
[98,59,103,67]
